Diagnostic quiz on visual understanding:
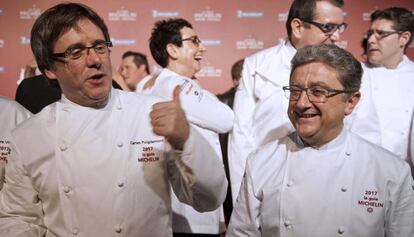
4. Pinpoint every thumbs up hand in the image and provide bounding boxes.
[150,86,190,150]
